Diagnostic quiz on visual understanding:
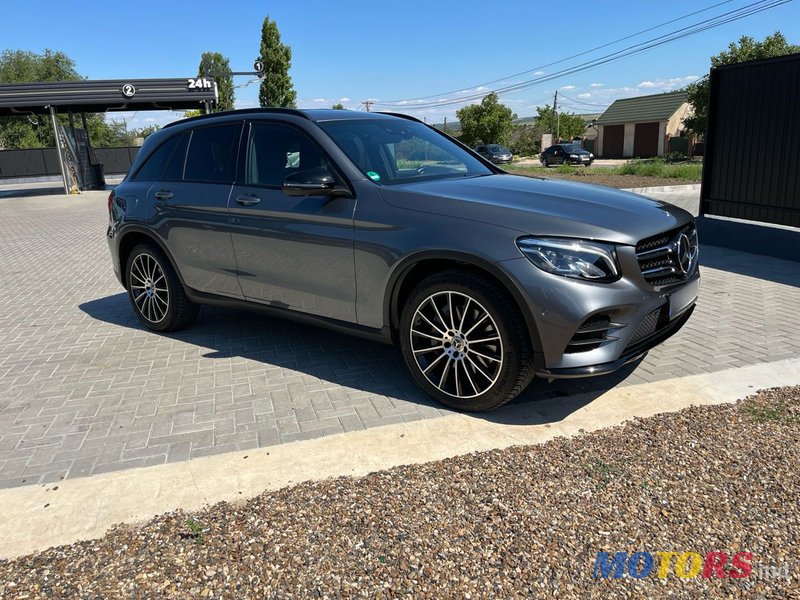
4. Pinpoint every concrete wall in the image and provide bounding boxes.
[623,123,635,157]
